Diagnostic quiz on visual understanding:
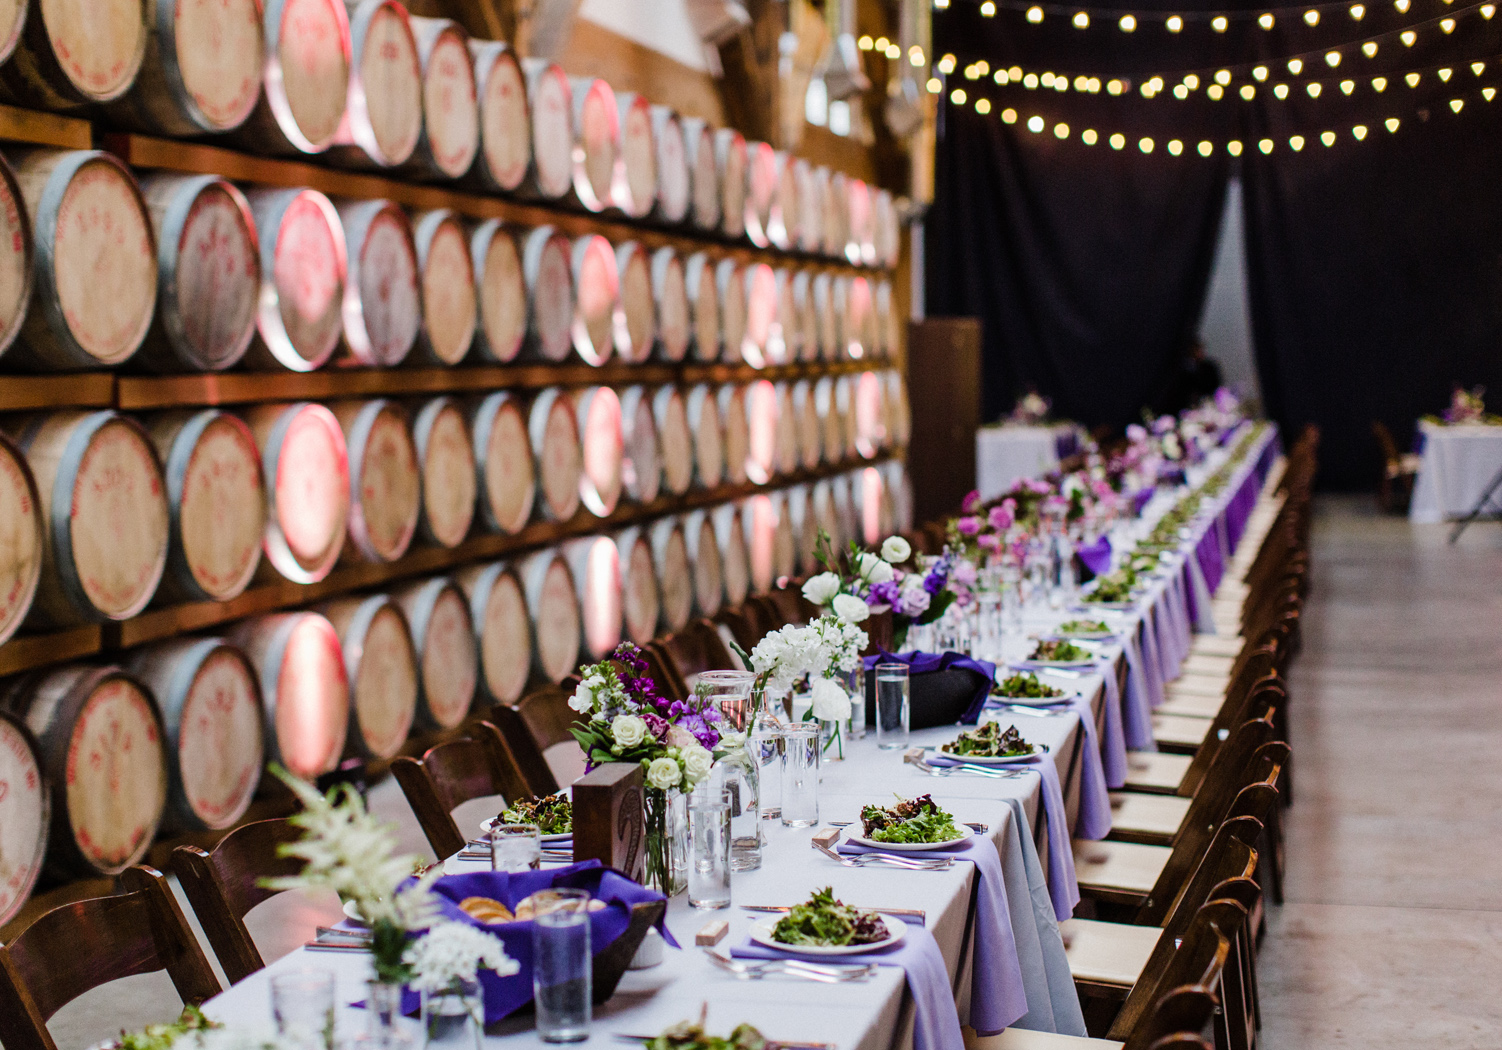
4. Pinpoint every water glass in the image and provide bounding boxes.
[699,669,758,730]
[873,663,911,751]
[491,823,541,872]
[847,668,866,740]
[688,788,733,908]
[780,722,820,827]
[751,714,784,821]
[974,592,1003,662]
[271,969,335,1050]
[532,889,592,1043]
